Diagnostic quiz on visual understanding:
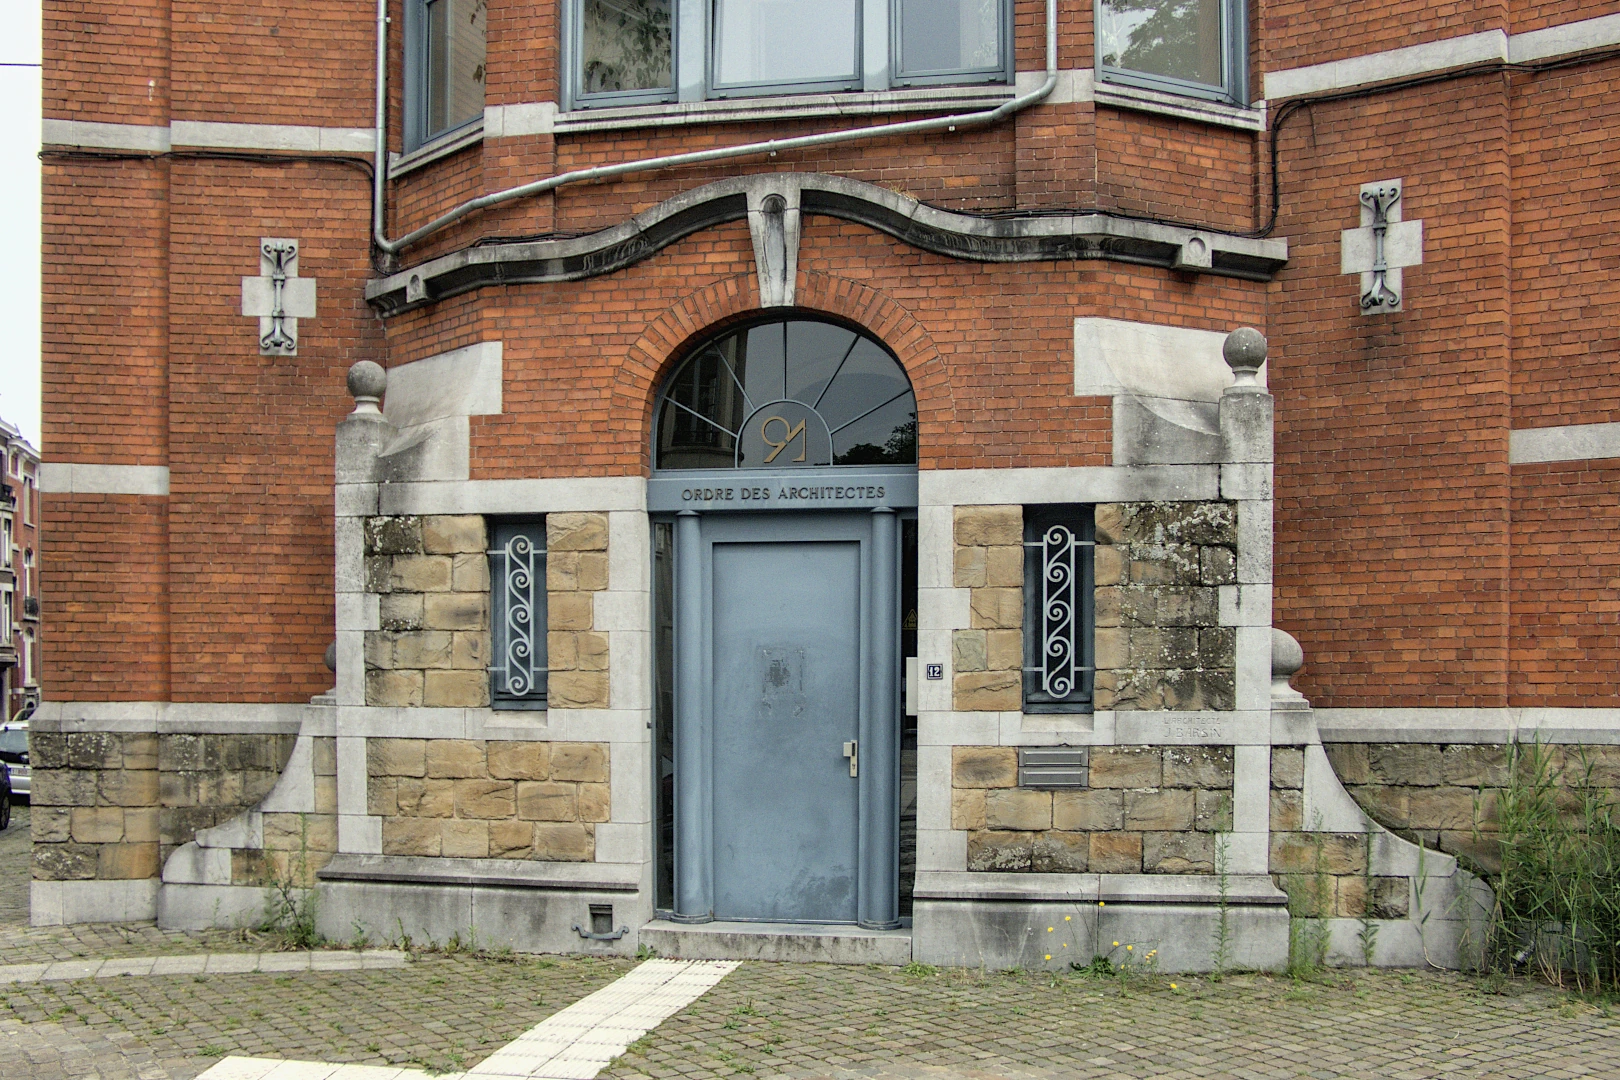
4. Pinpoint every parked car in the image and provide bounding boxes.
[0,721,27,802]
